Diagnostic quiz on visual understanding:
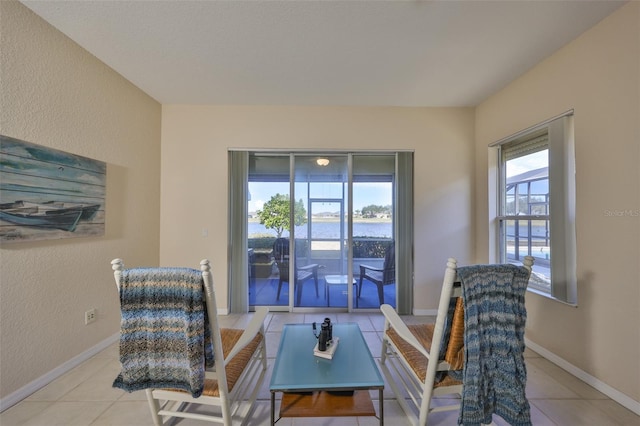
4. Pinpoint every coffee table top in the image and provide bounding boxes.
[270,323,384,392]
[324,275,356,285]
